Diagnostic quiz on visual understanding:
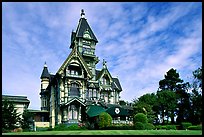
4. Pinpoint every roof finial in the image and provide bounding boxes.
[81,9,85,18]
[44,61,47,67]
[103,59,107,69]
